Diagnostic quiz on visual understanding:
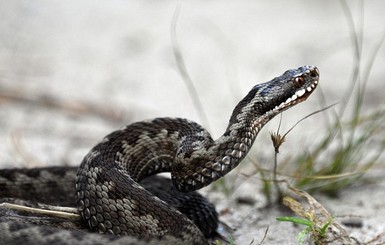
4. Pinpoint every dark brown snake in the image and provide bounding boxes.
[0,66,319,244]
